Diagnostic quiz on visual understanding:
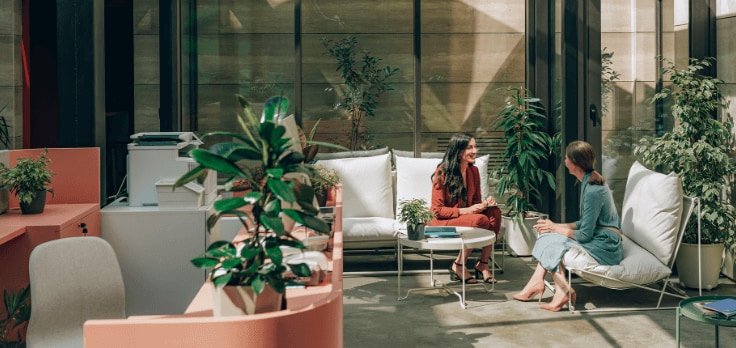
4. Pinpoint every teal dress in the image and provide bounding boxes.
[532,172,624,272]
